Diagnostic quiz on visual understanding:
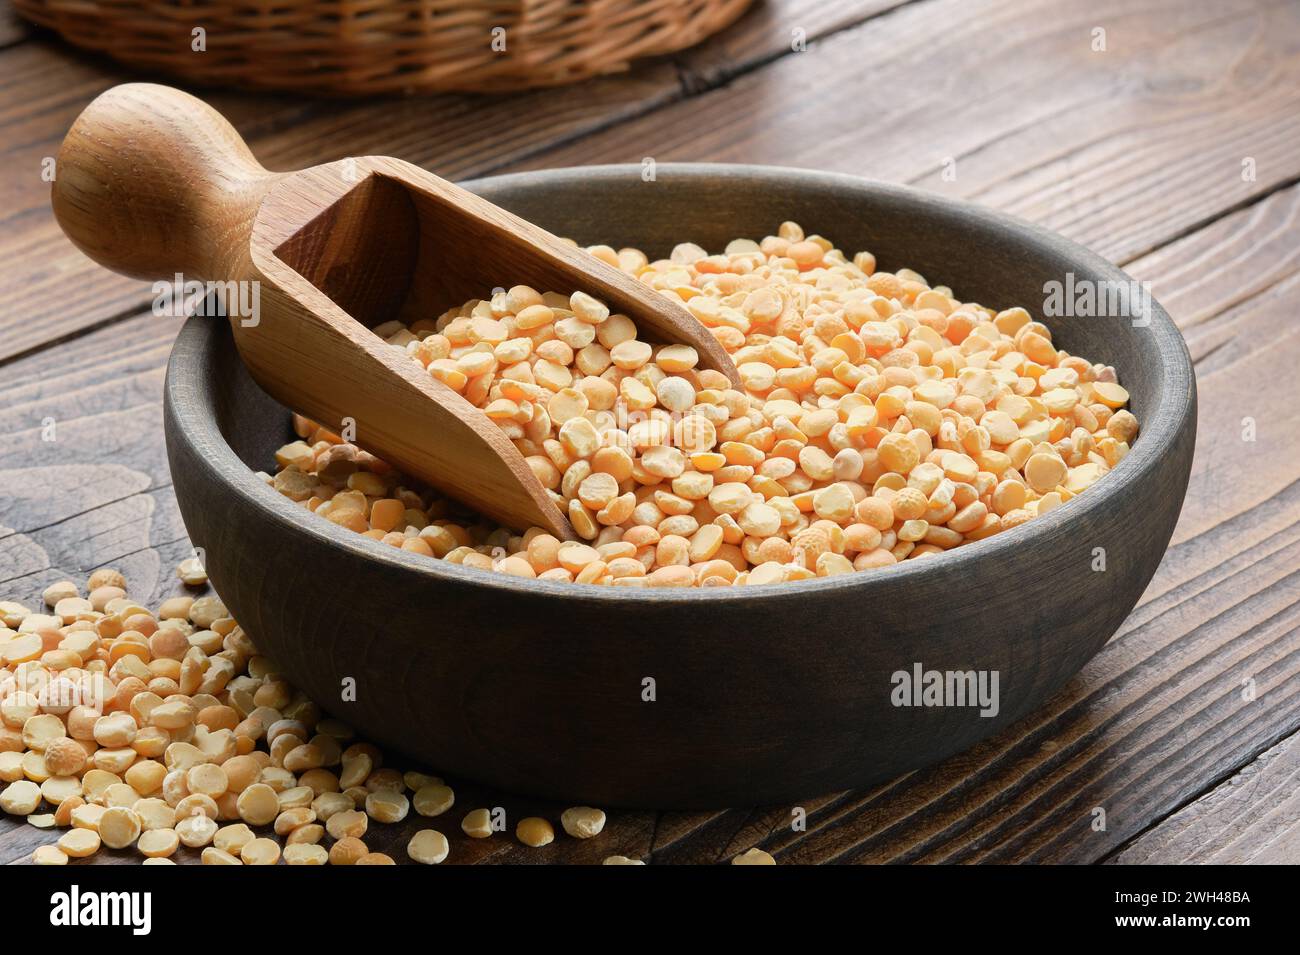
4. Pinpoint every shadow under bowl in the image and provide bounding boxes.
[164,164,1196,809]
